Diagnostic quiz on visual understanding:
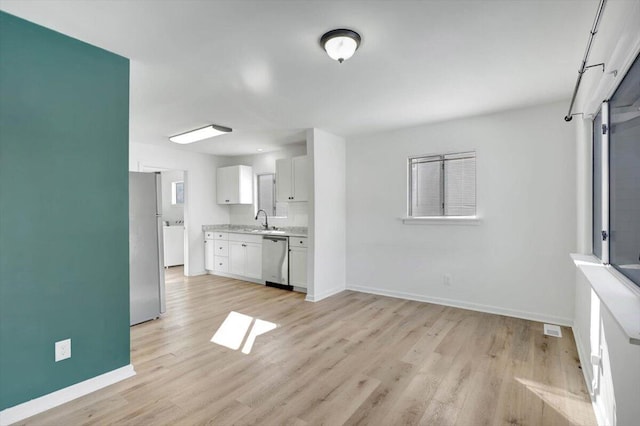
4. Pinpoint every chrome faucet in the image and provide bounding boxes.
[255,209,269,230]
